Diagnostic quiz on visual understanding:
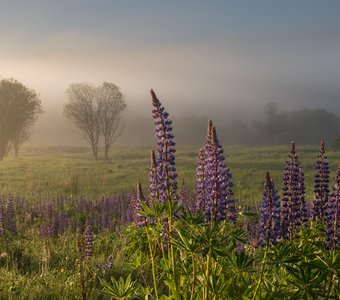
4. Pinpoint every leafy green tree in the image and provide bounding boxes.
[0,78,42,160]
